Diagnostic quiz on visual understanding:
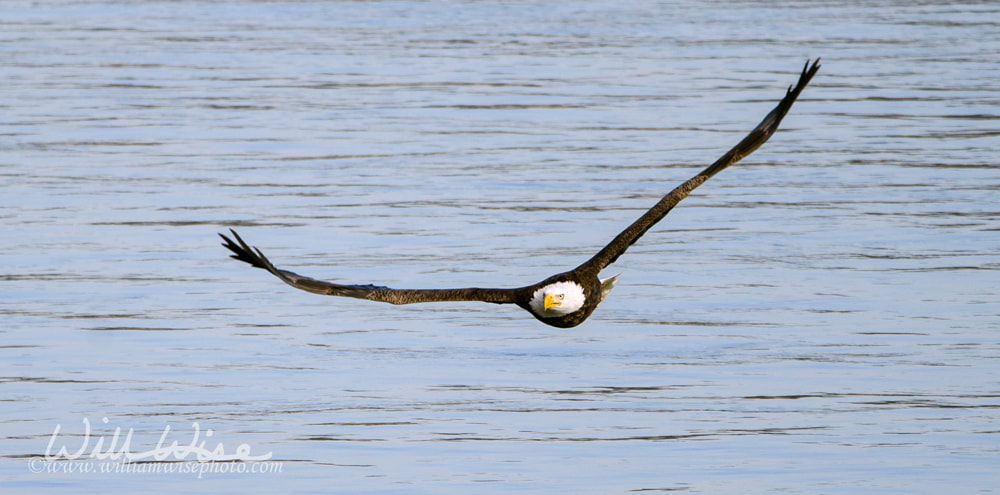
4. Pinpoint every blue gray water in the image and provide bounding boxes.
[2,1,999,493]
